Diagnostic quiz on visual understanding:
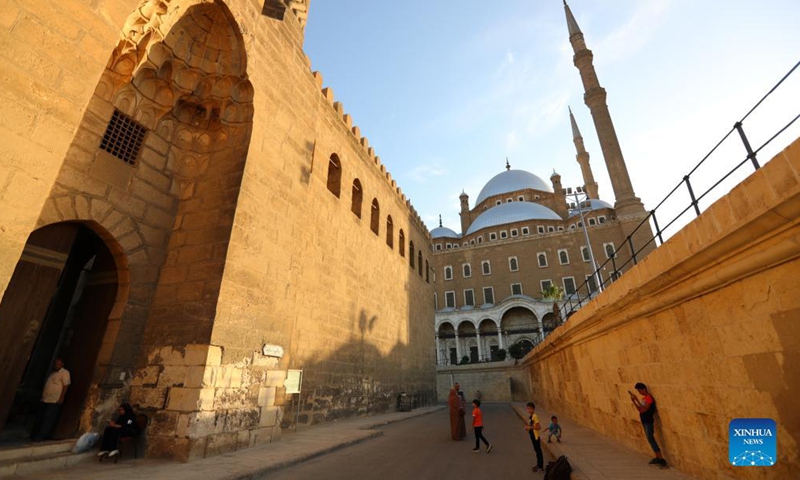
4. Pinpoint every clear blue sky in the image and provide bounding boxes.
[303,0,800,235]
